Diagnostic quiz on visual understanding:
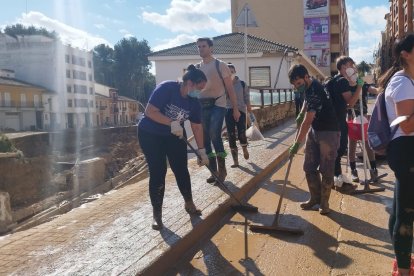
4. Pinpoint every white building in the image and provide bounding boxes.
[0,34,96,129]
[148,33,325,90]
